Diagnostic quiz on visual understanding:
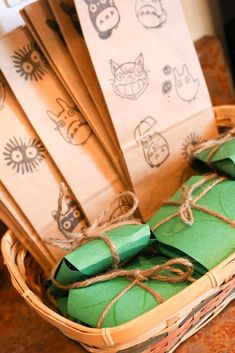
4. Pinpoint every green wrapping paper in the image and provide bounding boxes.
[67,255,192,328]
[56,297,79,322]
[148,174,235,274]
[51,224,151,295]
[194,136,235,178]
